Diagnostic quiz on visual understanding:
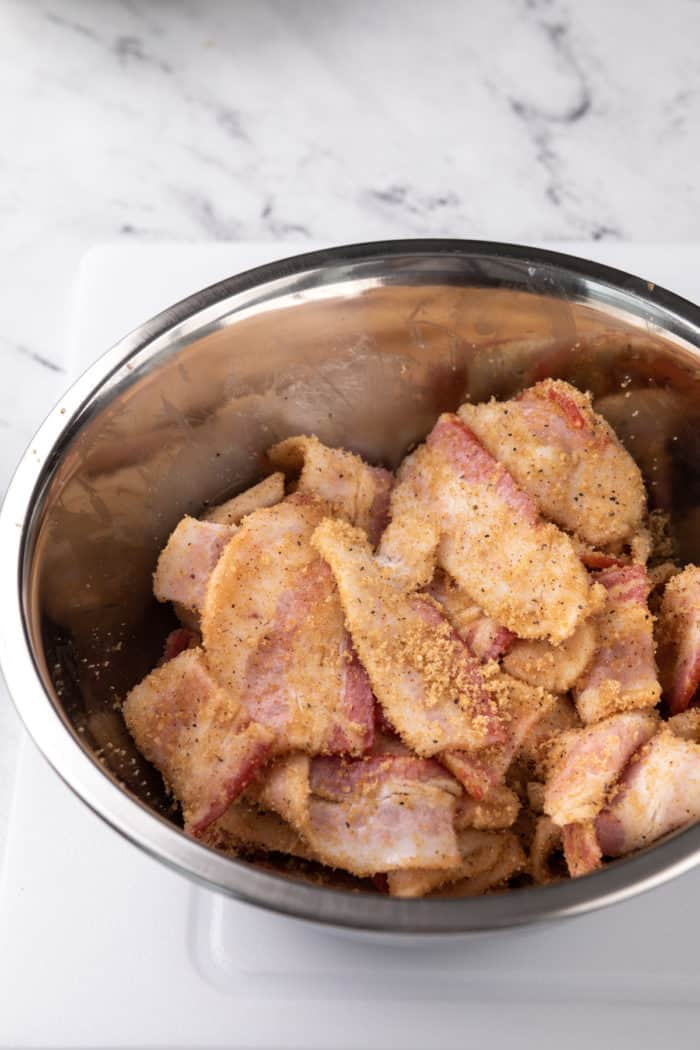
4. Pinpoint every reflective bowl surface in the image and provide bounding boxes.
[4,240,700,934]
